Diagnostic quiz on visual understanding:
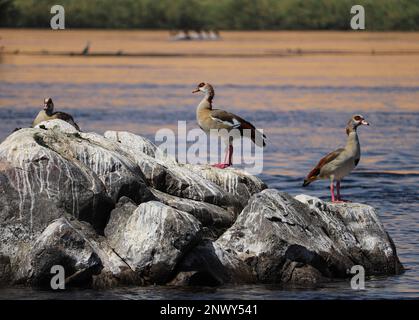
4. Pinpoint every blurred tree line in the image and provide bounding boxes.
[1,0,419,30]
